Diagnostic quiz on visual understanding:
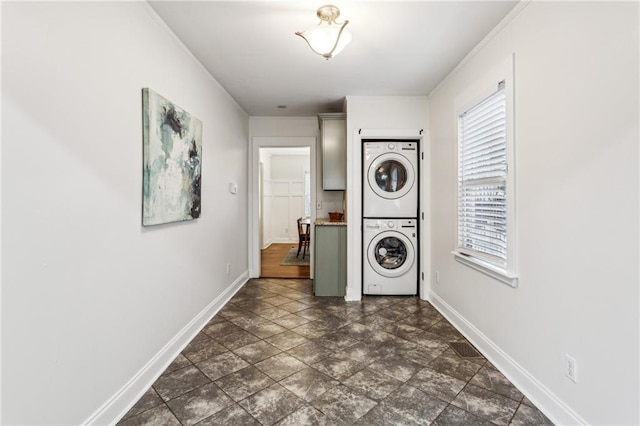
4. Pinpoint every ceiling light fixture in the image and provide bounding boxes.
[295,5,352,60]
